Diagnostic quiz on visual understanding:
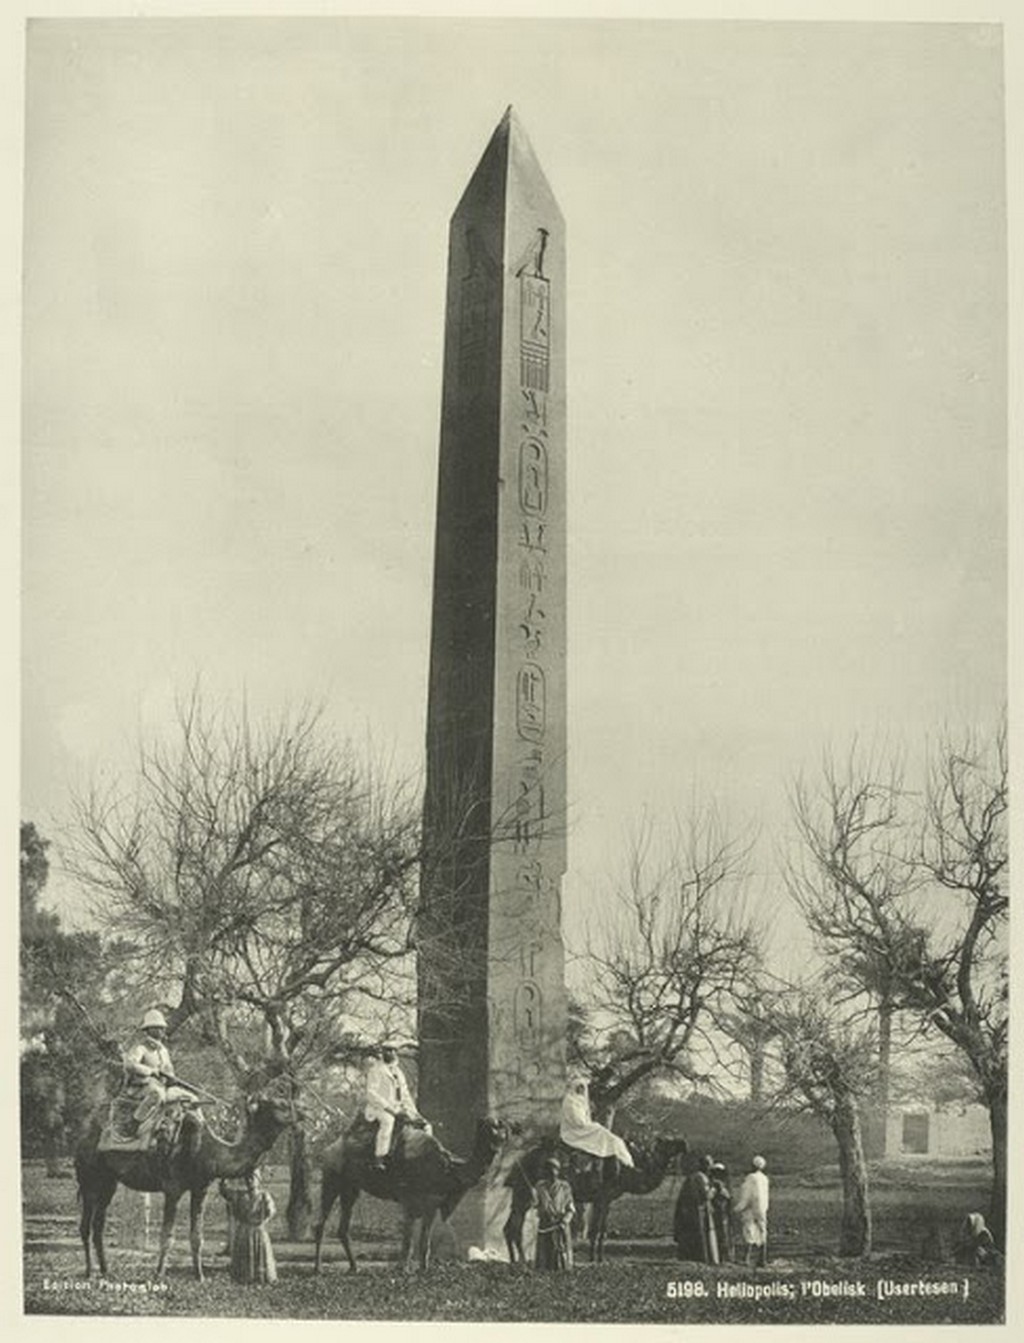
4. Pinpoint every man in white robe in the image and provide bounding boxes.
[559,1079,634,1168]
[733,1154,770,1265]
